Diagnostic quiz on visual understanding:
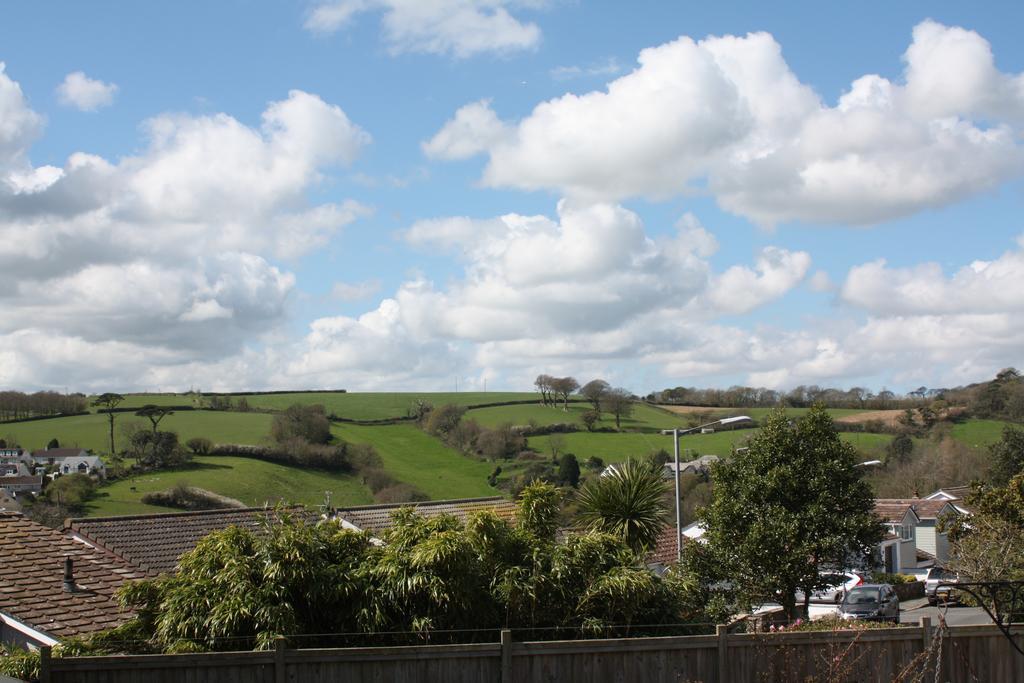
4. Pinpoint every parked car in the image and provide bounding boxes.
[839,584,900,623]
[796,571,864,604]
[925,567,959,606]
